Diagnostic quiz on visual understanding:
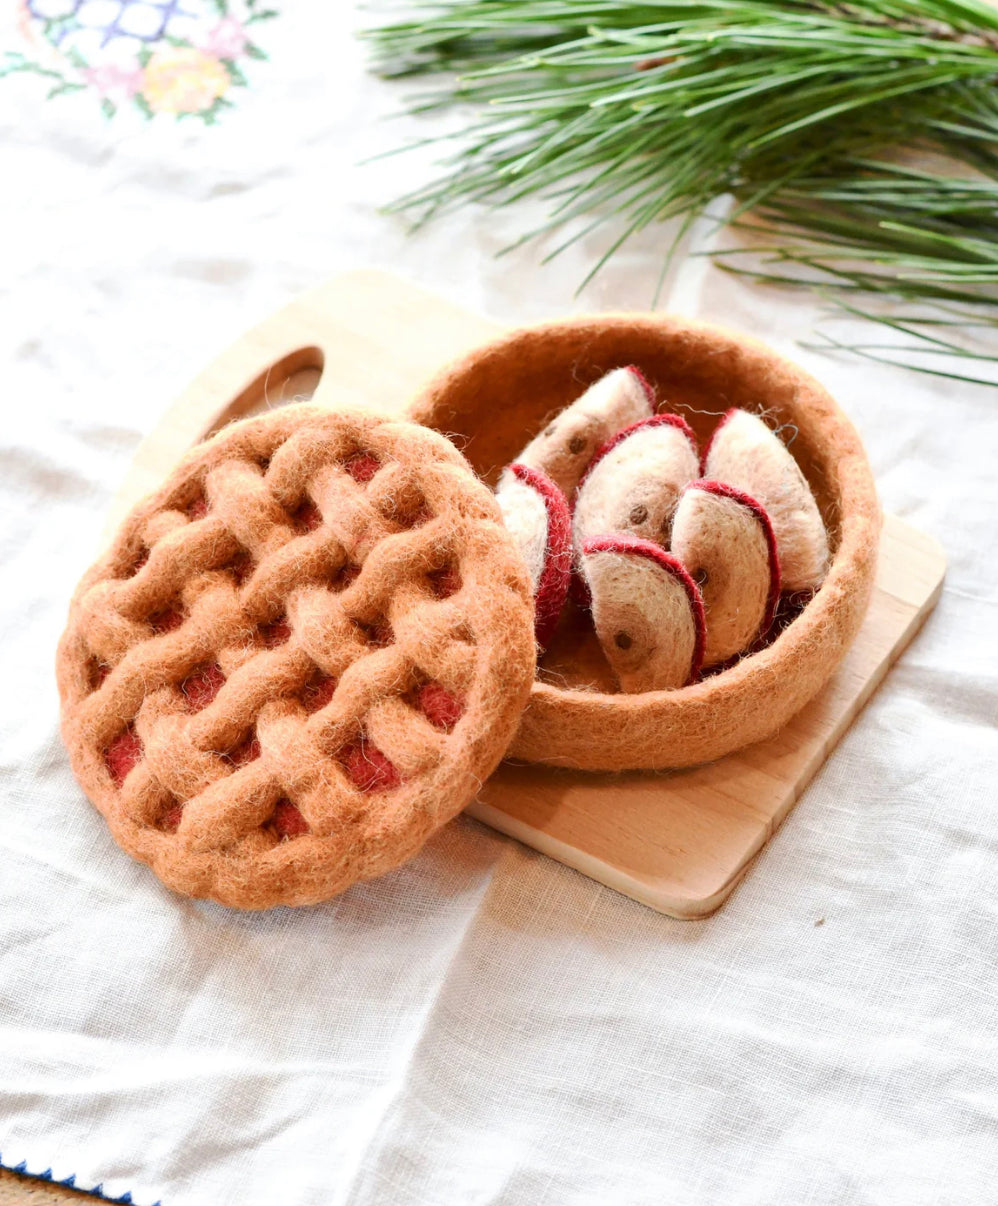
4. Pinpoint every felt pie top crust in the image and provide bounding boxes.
[57,405,536,908]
